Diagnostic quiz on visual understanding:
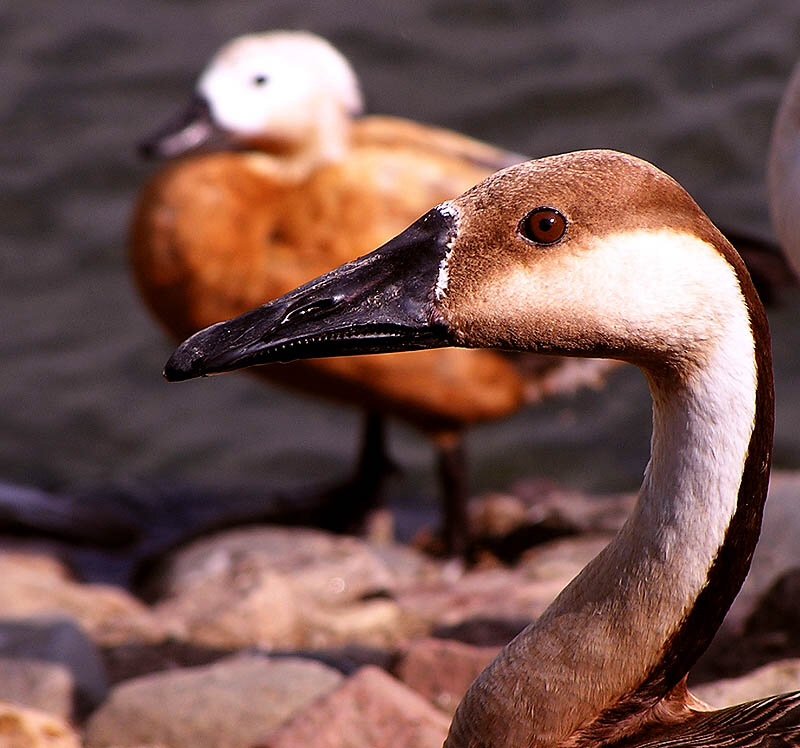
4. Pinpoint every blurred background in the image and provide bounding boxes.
[3,0,800,528]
